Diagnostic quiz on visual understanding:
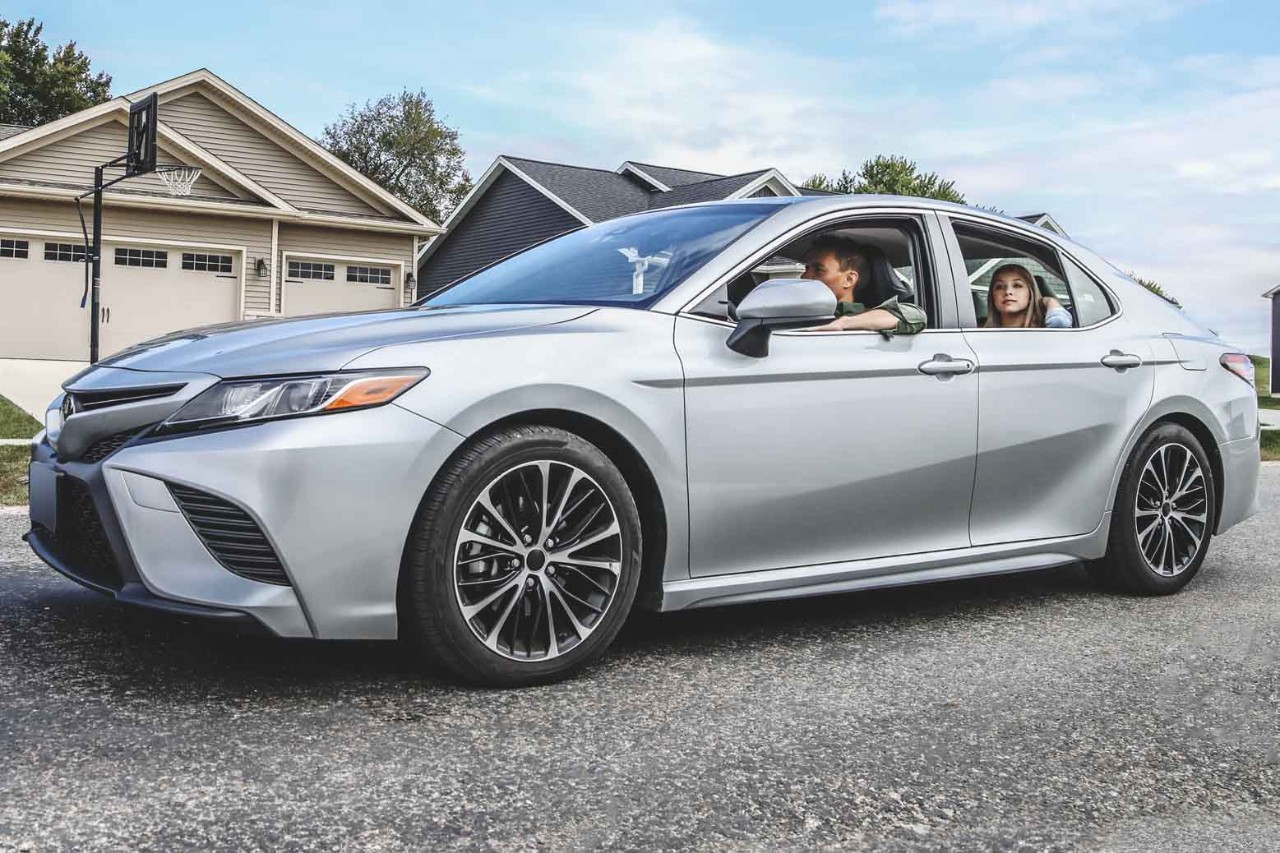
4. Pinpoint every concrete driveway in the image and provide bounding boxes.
[1,467,1277,850]
[0,359,86,419]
